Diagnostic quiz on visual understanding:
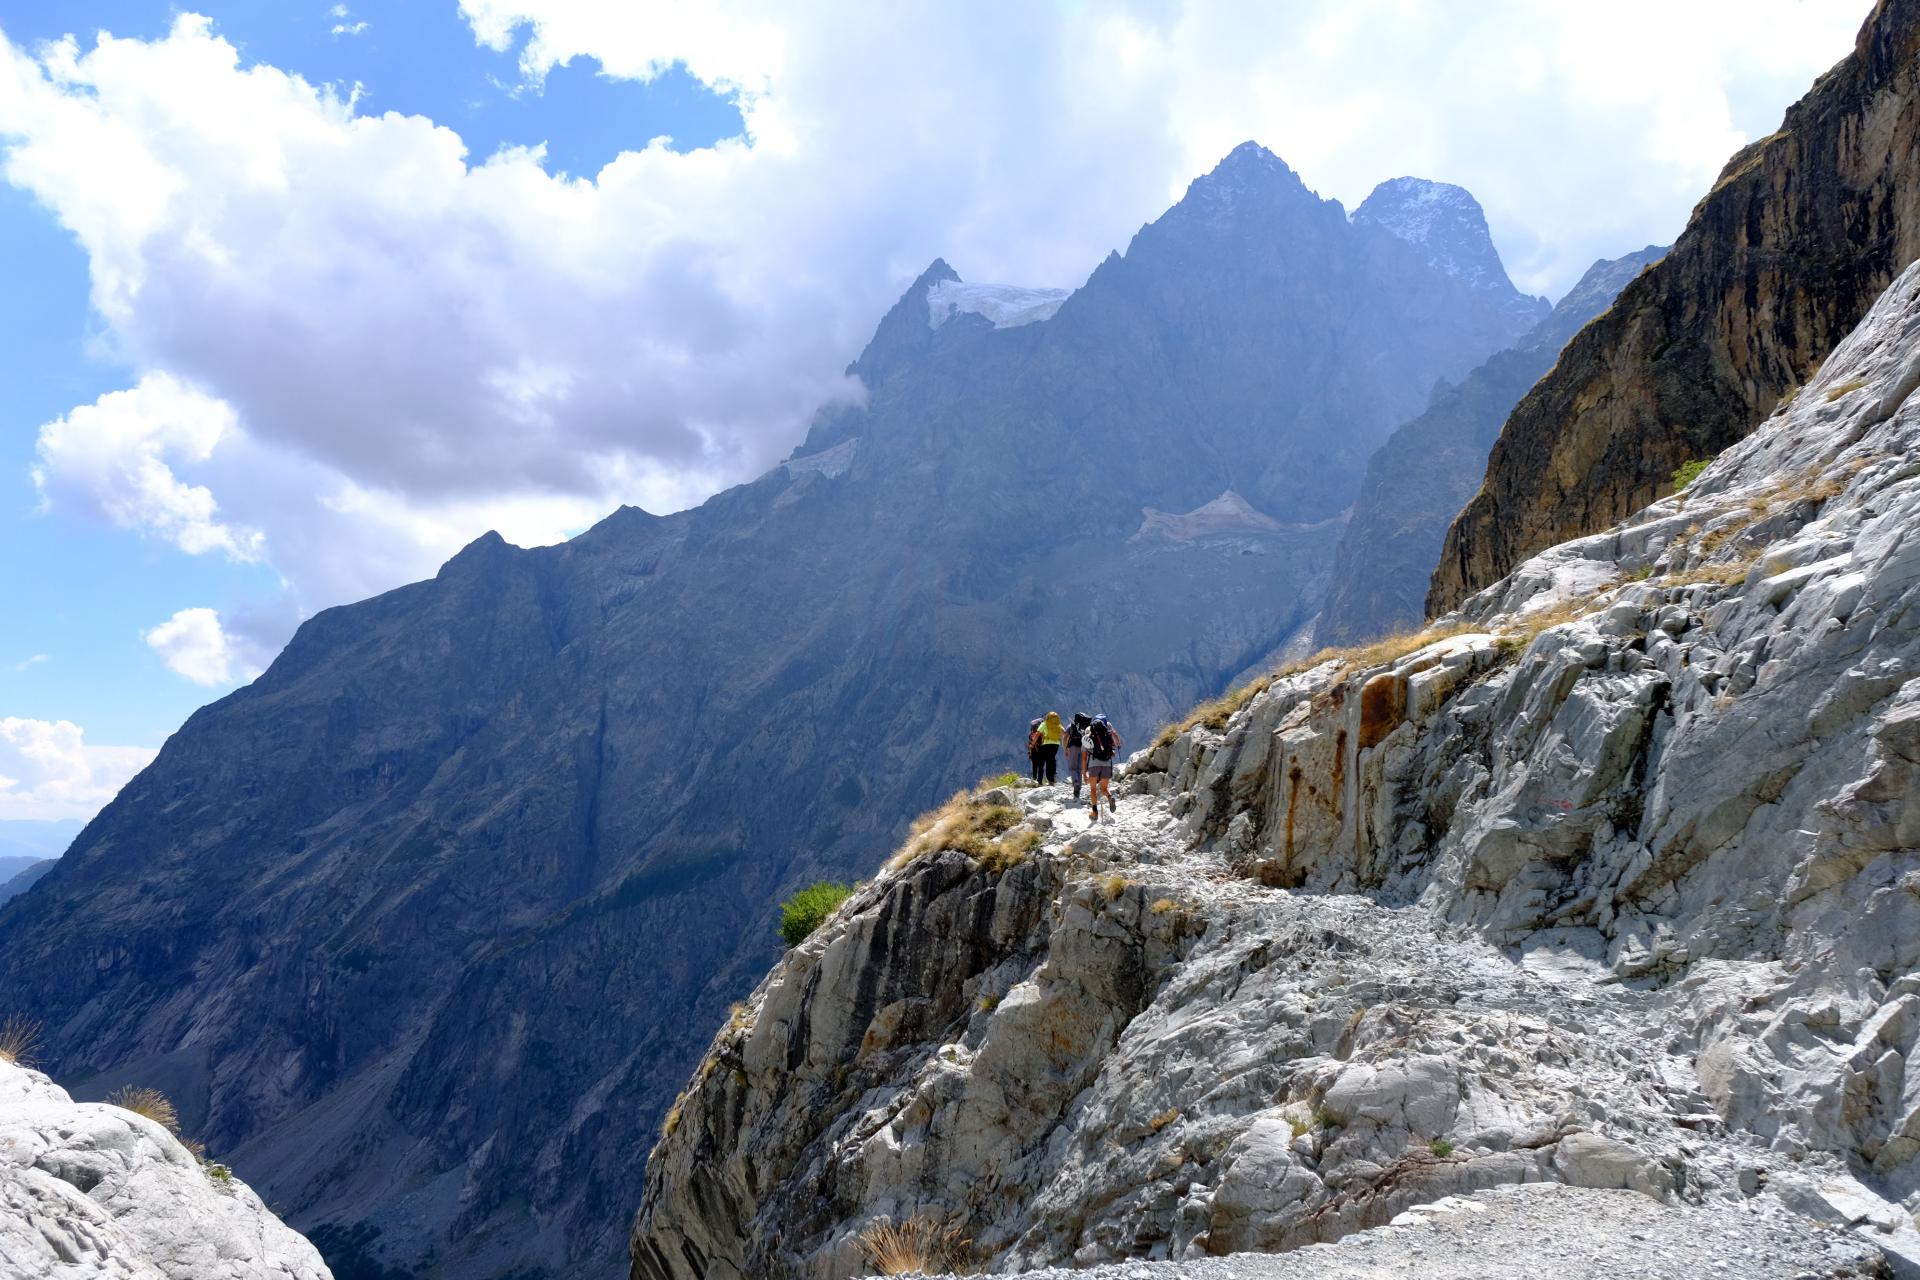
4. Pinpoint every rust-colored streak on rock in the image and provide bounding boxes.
[1285,763,1303,860]
[1358,674,1408,750]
